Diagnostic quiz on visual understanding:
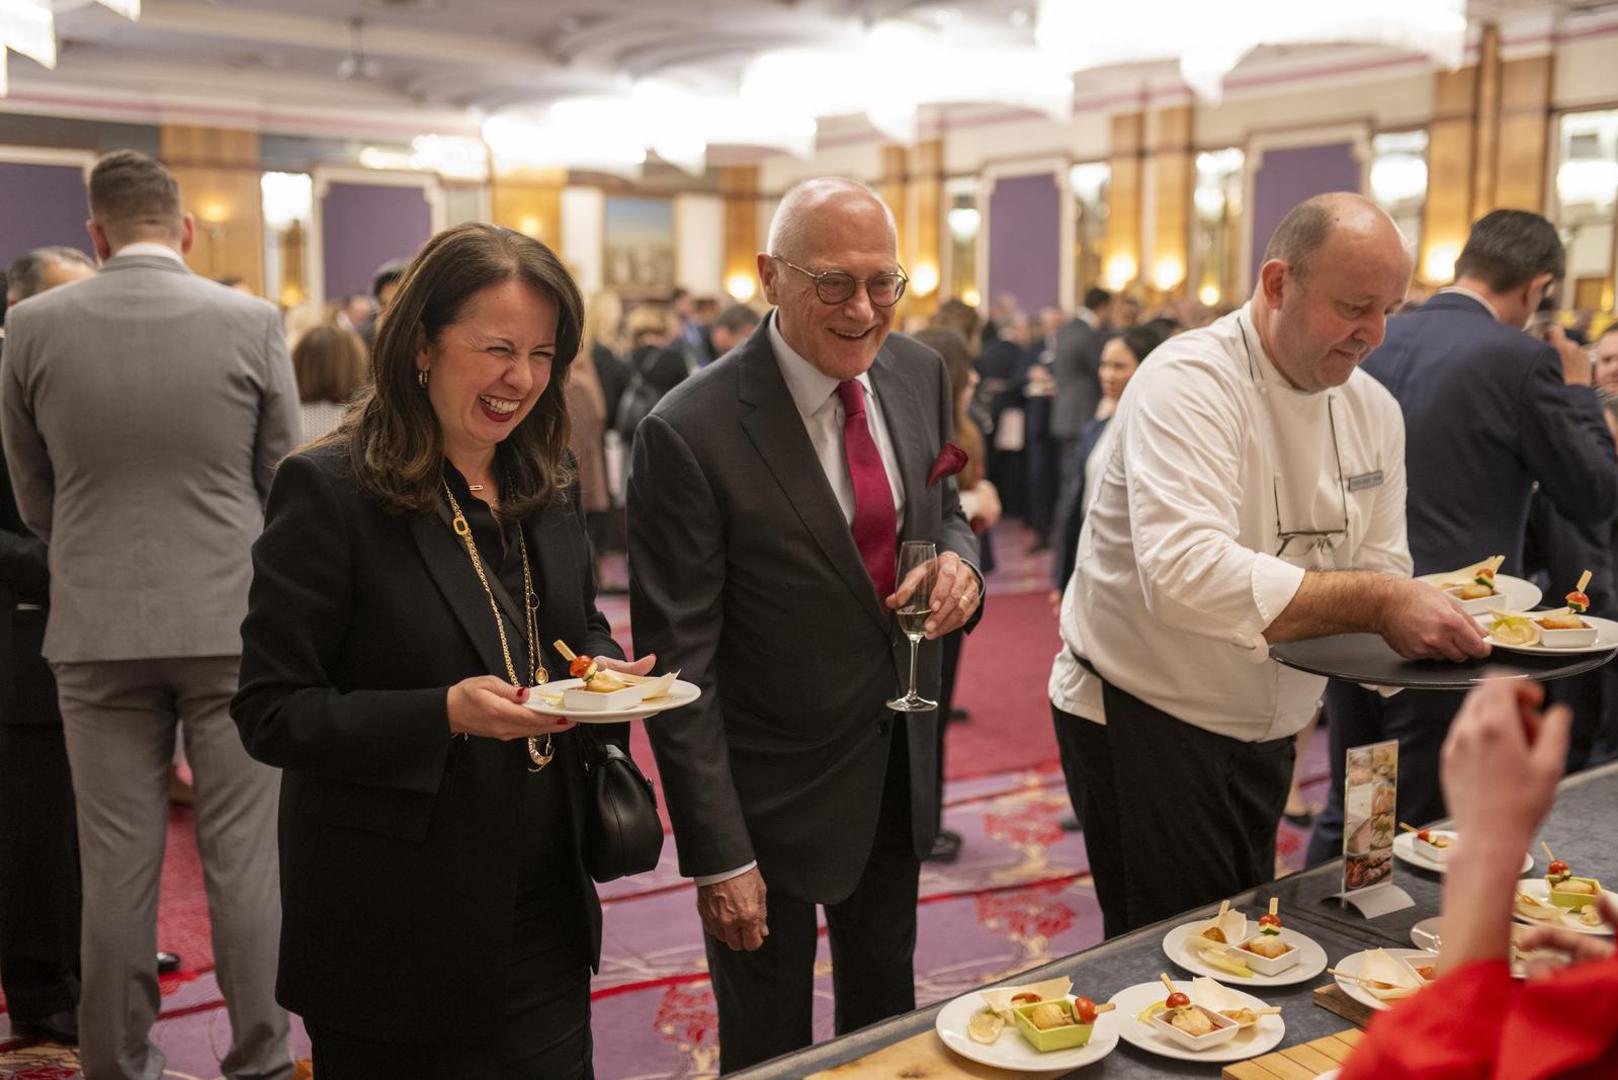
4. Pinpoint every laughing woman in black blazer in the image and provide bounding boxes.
[232,223,652,1078]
